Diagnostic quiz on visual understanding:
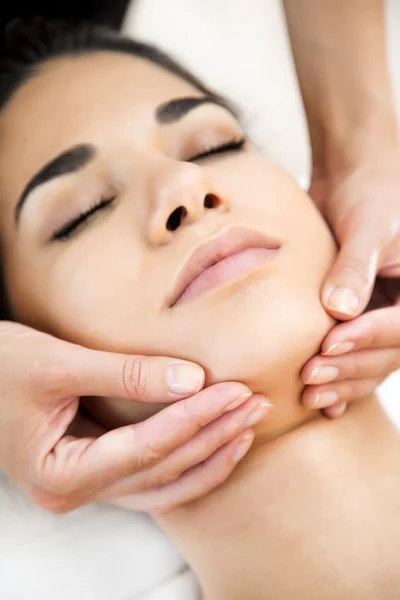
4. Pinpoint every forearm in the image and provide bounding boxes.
[282,0,398,174]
